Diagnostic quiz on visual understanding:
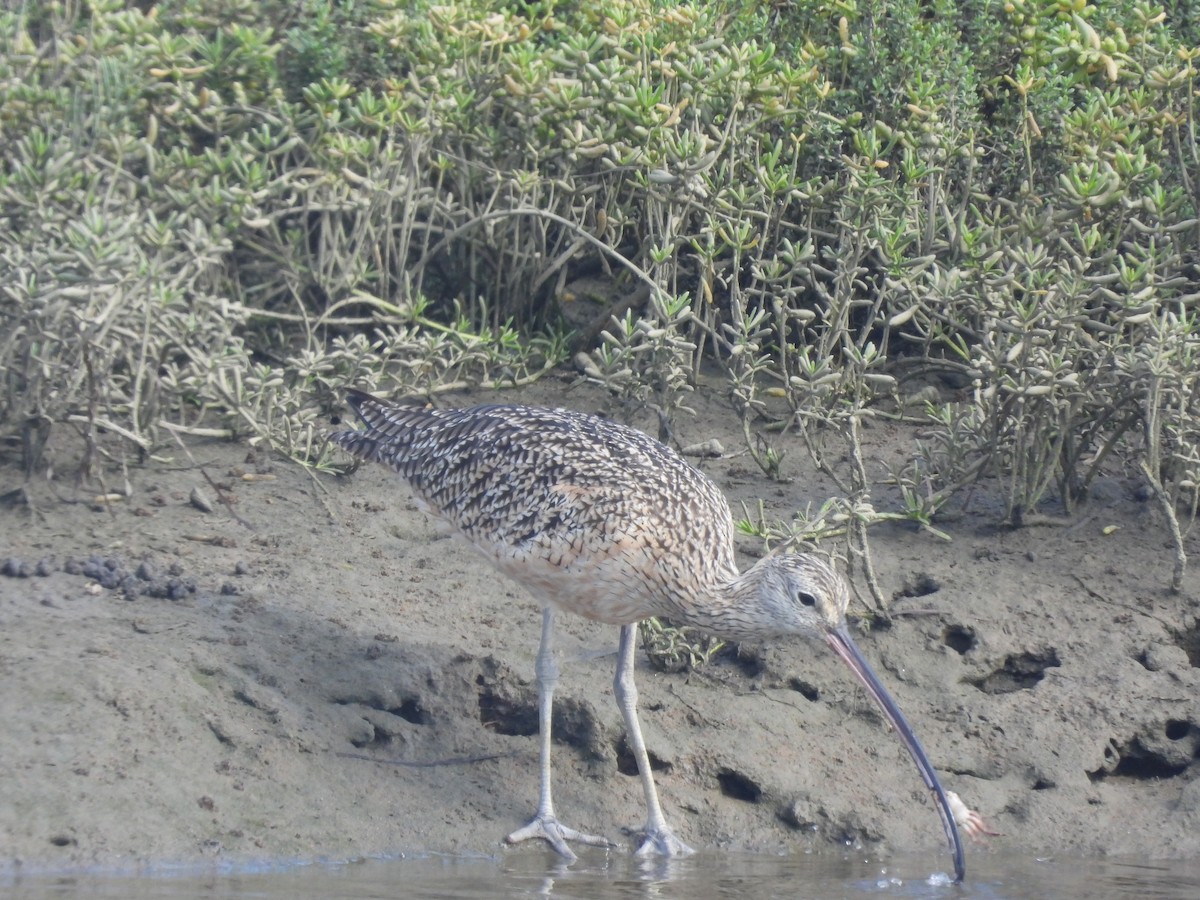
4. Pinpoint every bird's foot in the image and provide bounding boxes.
[506,815,616,861]
[633,826,695,858]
